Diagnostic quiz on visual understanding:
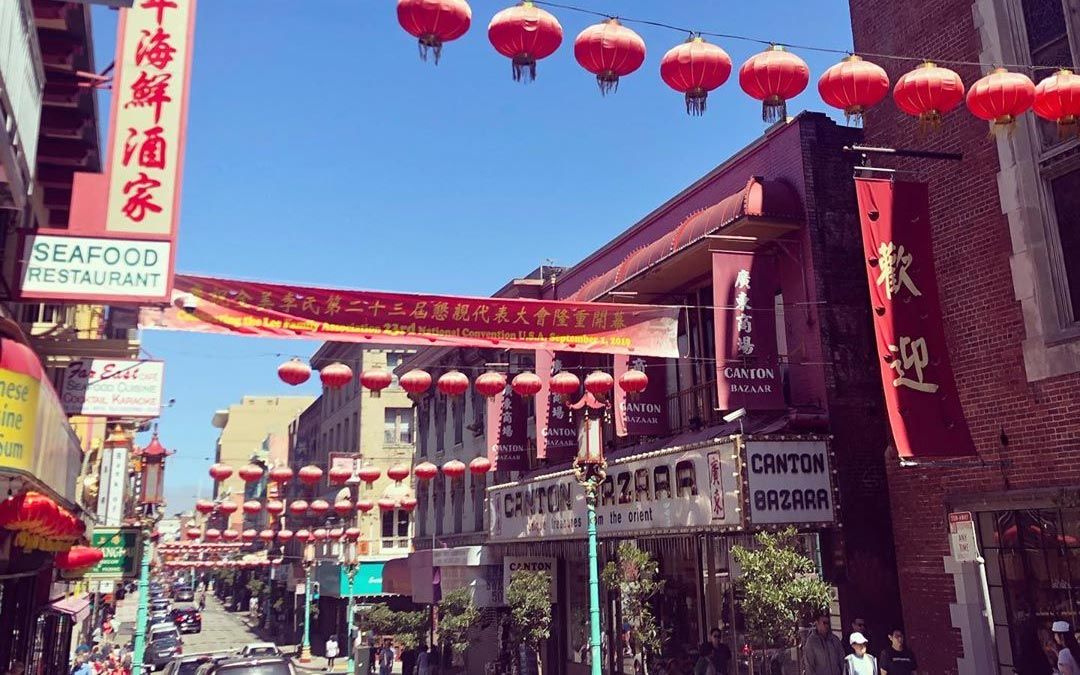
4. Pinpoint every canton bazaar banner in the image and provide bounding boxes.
[534,350,581,462]
[854,179,975,458]
[486,383,529,472]
[614,354,668,437]
[138,274,681,358]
